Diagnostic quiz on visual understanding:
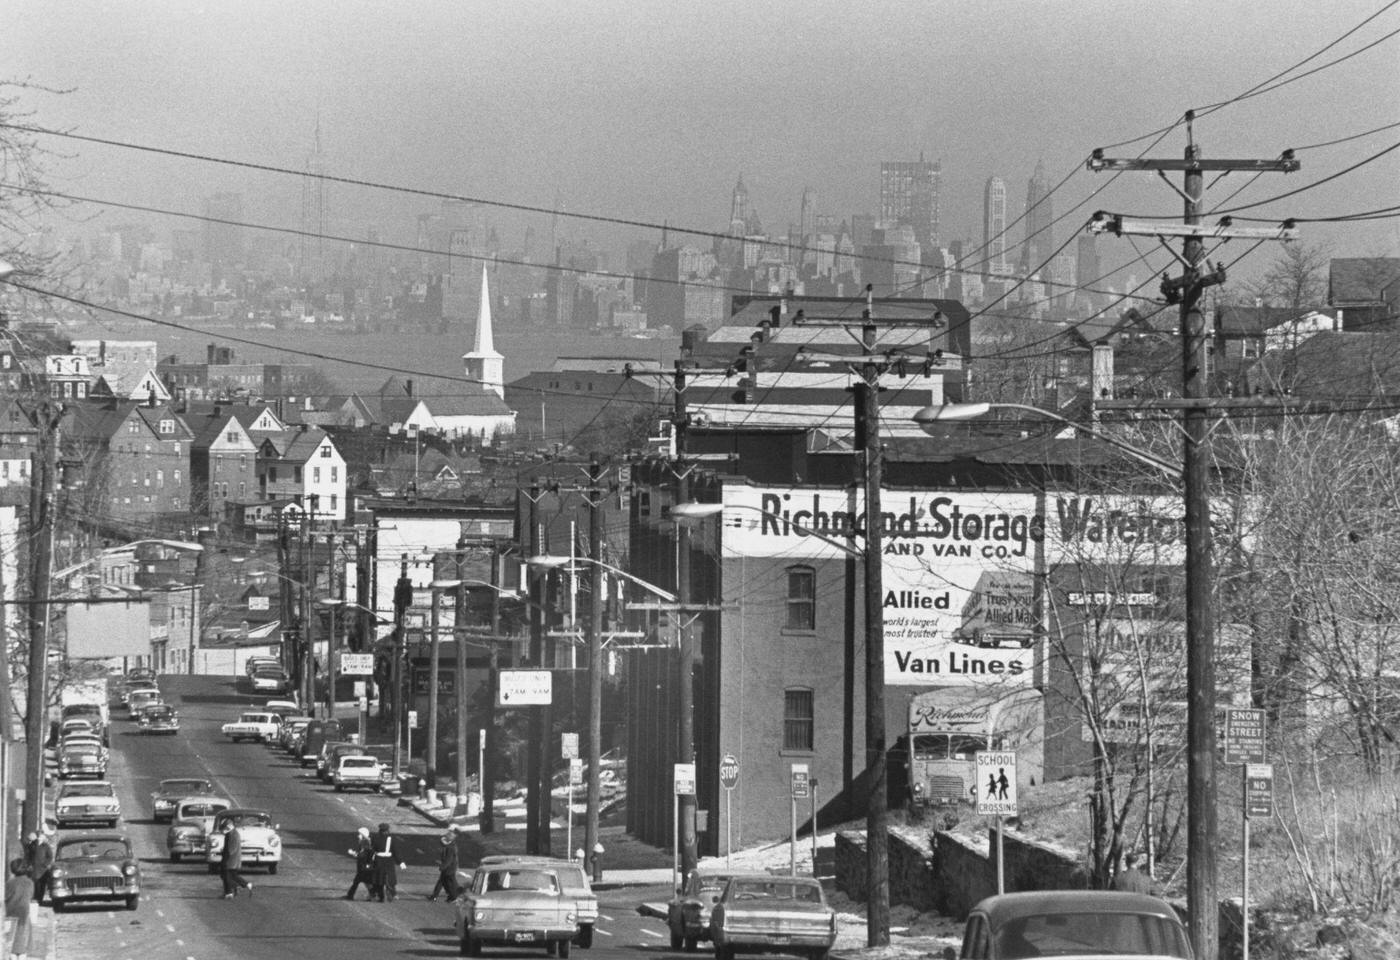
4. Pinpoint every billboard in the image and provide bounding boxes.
[65,600,152,658]
[722,485,1040,688]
